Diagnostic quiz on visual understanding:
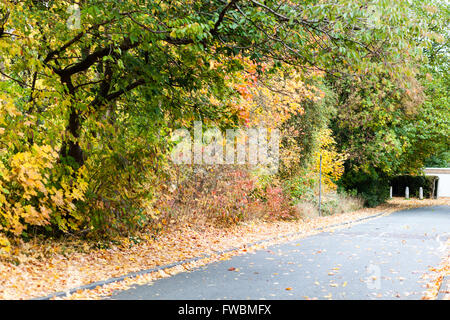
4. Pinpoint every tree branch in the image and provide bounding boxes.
[104,78,146,103]
[211,0,240,36]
